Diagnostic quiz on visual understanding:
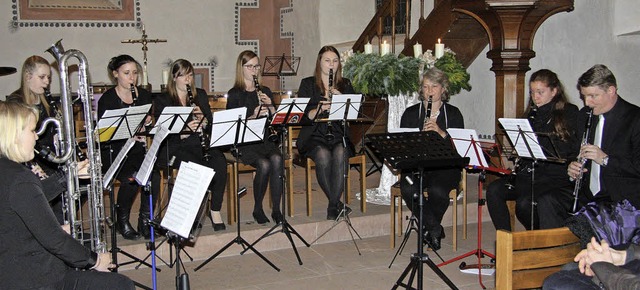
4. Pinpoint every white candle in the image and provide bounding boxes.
[435,38,445,59]
[413,43,423,58]
[364,42,373,54]
[380,41,391,56]
[162,69,169,85]
[142,69,148,85]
